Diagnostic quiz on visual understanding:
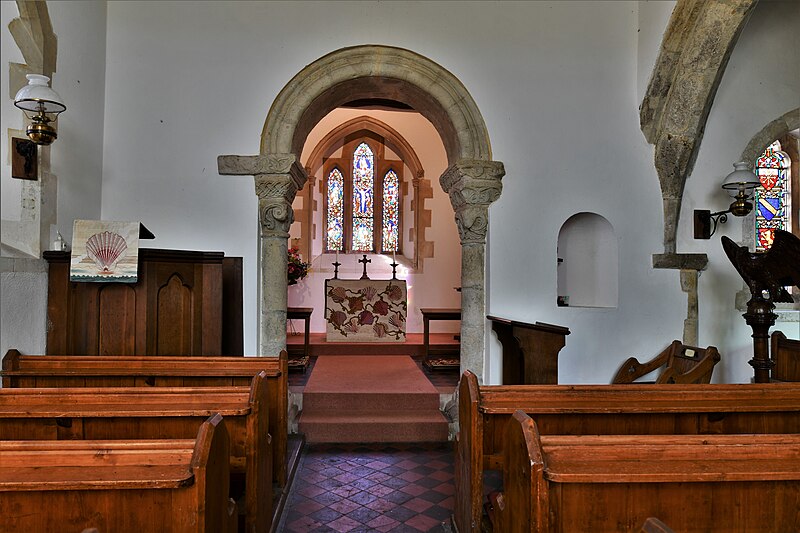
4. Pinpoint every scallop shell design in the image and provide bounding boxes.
[360,286,377,302]
[328,286,347,303]
[86,231,128,273]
